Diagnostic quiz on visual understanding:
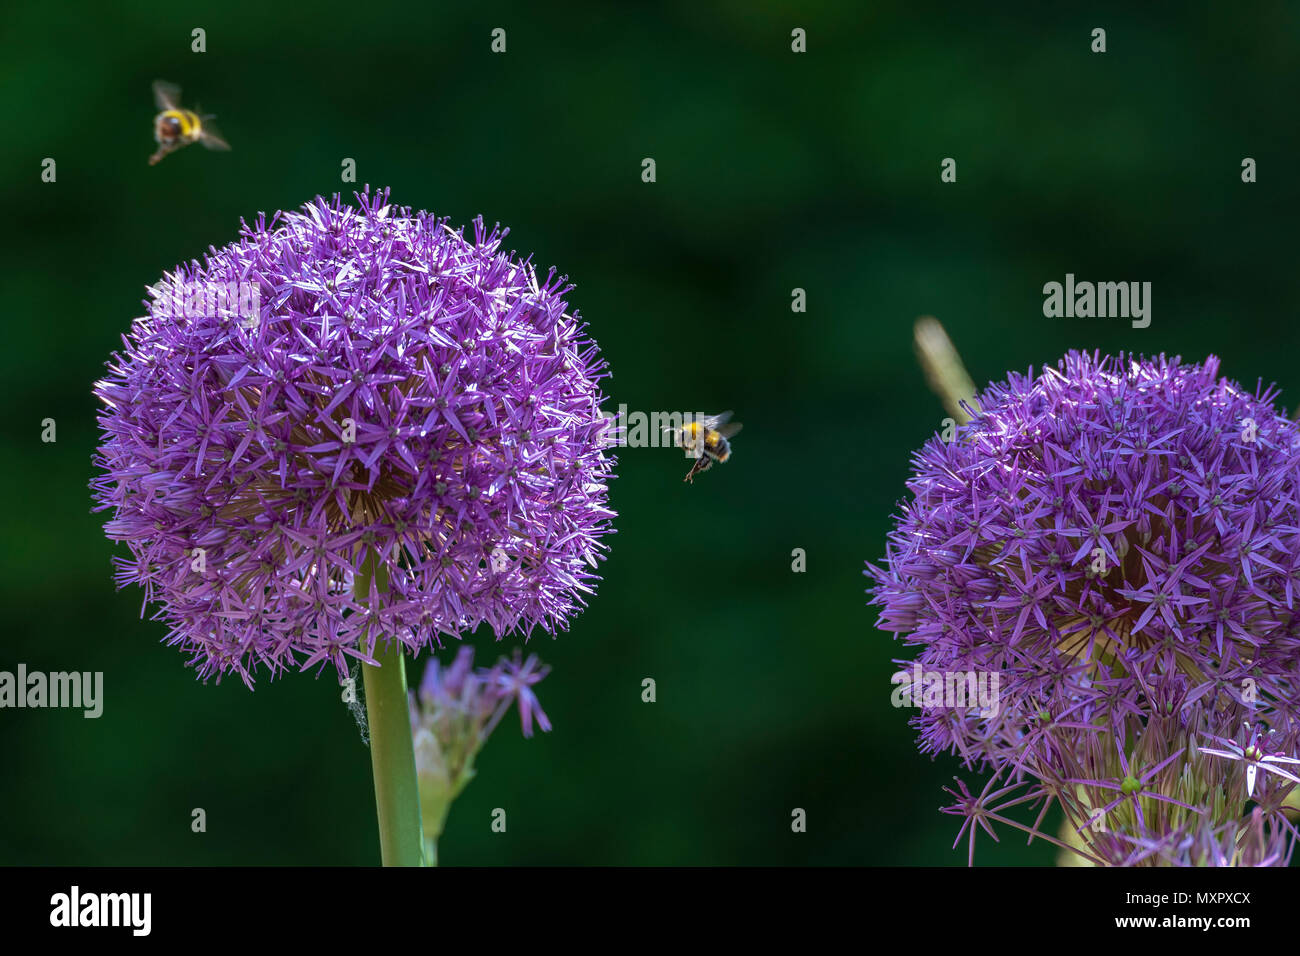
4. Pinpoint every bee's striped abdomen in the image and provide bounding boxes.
[179,110,200,138]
